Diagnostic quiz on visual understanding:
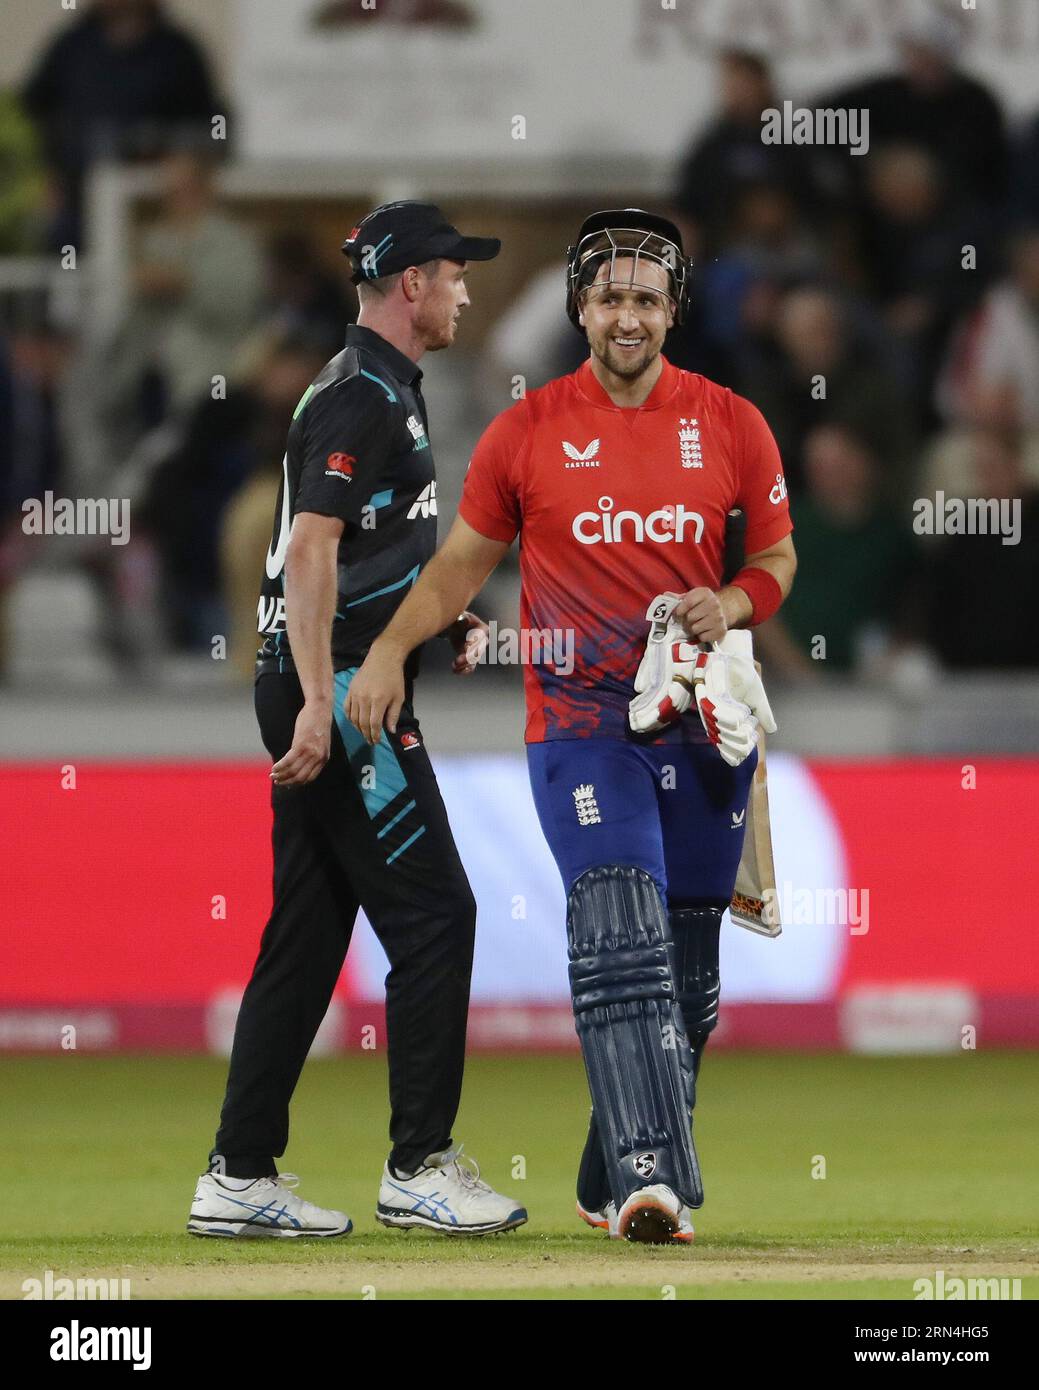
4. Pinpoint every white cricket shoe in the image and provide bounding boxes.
[577,1198,618,1236]
[616,1183,695,1245]
[578,1195,695,1244]
[187,1172,352,1238]
[376,1145,528,1235]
